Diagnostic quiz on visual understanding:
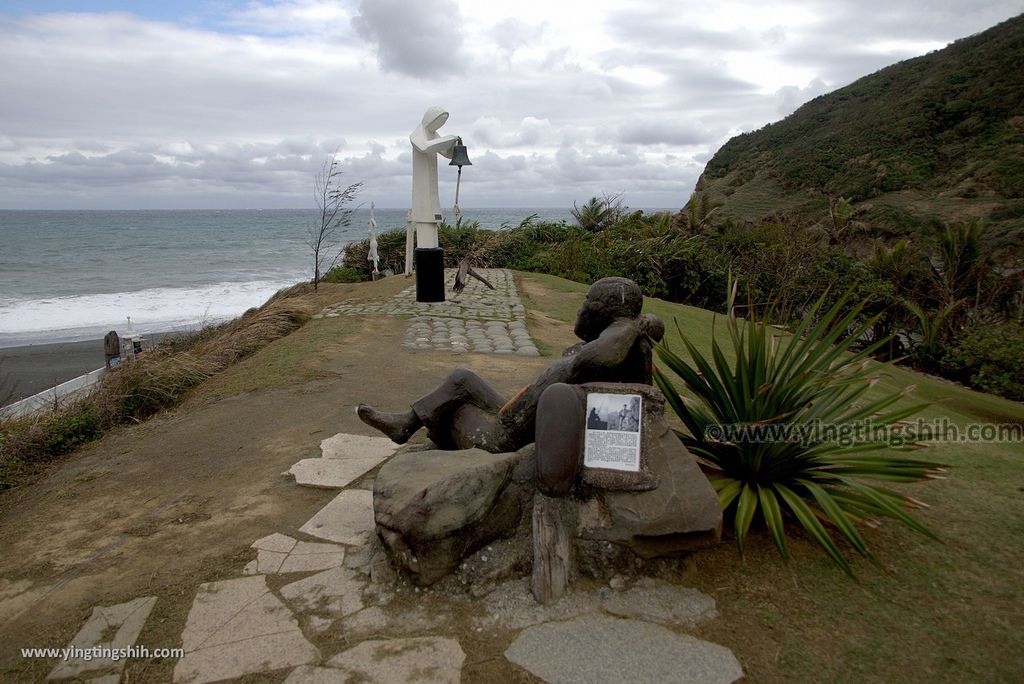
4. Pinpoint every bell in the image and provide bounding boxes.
[449,137,472,167]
